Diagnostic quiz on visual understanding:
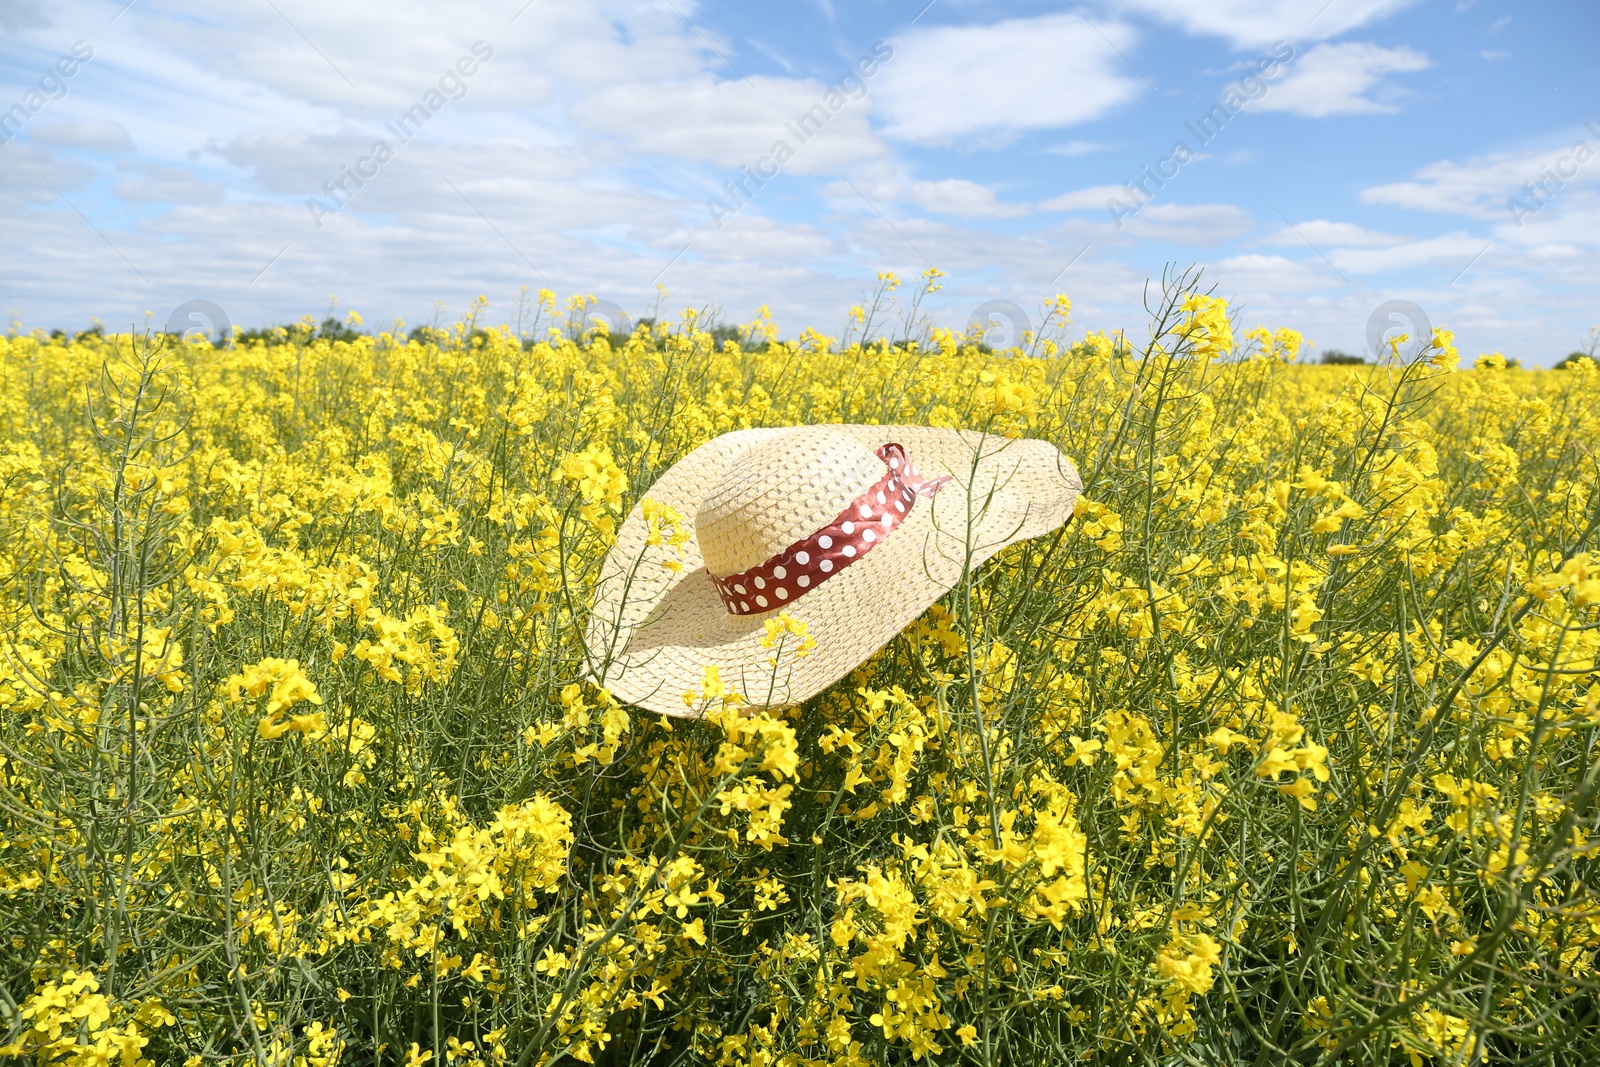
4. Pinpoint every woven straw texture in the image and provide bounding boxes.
[587,425,1082,715]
